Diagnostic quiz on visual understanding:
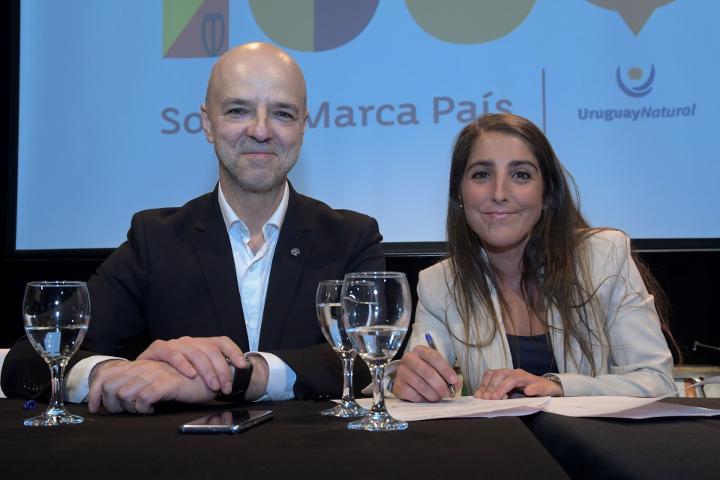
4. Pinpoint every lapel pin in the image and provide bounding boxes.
[290,247,301,257]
